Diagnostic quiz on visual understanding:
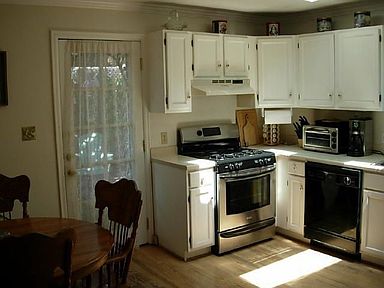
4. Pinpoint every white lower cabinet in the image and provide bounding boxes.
[361,172,384,264]
[276,157,305,238]
[152,161,215,260]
